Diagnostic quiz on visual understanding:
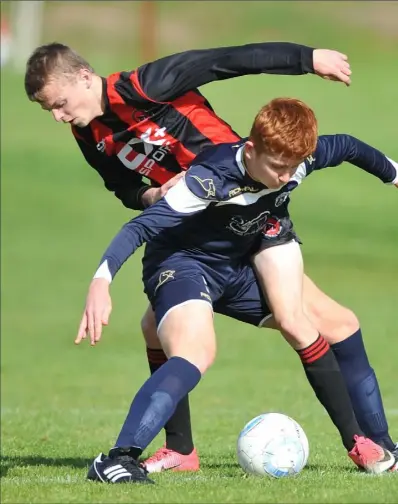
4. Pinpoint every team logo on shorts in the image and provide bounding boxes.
[262,216,282,239]
[190,175,216,199]
[154,270,176,293]
[274,191,290,207]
